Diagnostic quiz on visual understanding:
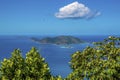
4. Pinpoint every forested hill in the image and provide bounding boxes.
[31,36,84,45]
